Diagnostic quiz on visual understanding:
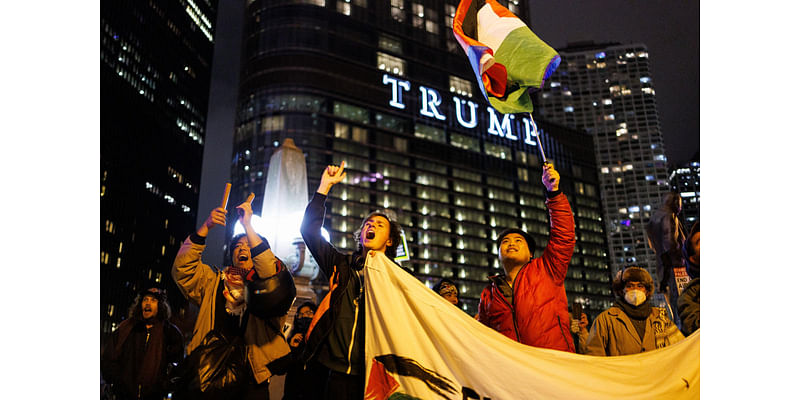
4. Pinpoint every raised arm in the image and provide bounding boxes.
[235,192,283,278]
[538,164,576,285]
[300,162,347,278]
[172,207,225,305]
